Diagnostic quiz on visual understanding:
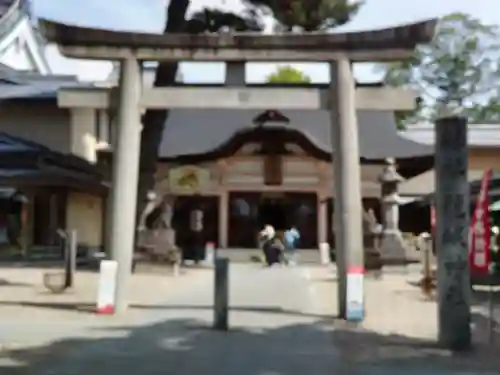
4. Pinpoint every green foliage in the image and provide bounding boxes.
[243,0,363,31]
[266,66,311,83]
[187,8,264,33]
[382,13,500,128]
